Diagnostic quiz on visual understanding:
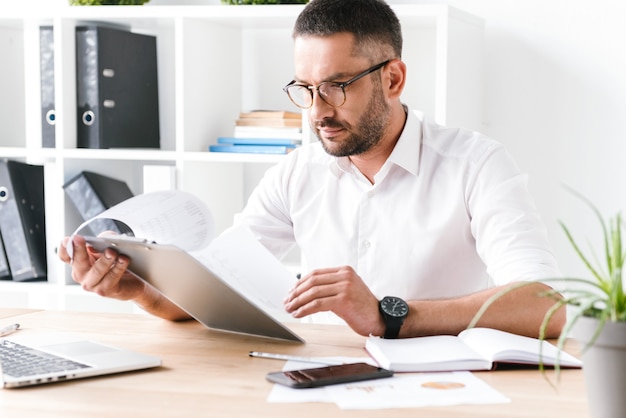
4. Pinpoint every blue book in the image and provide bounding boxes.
[217,137,301,146]
[209,144,297,154]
